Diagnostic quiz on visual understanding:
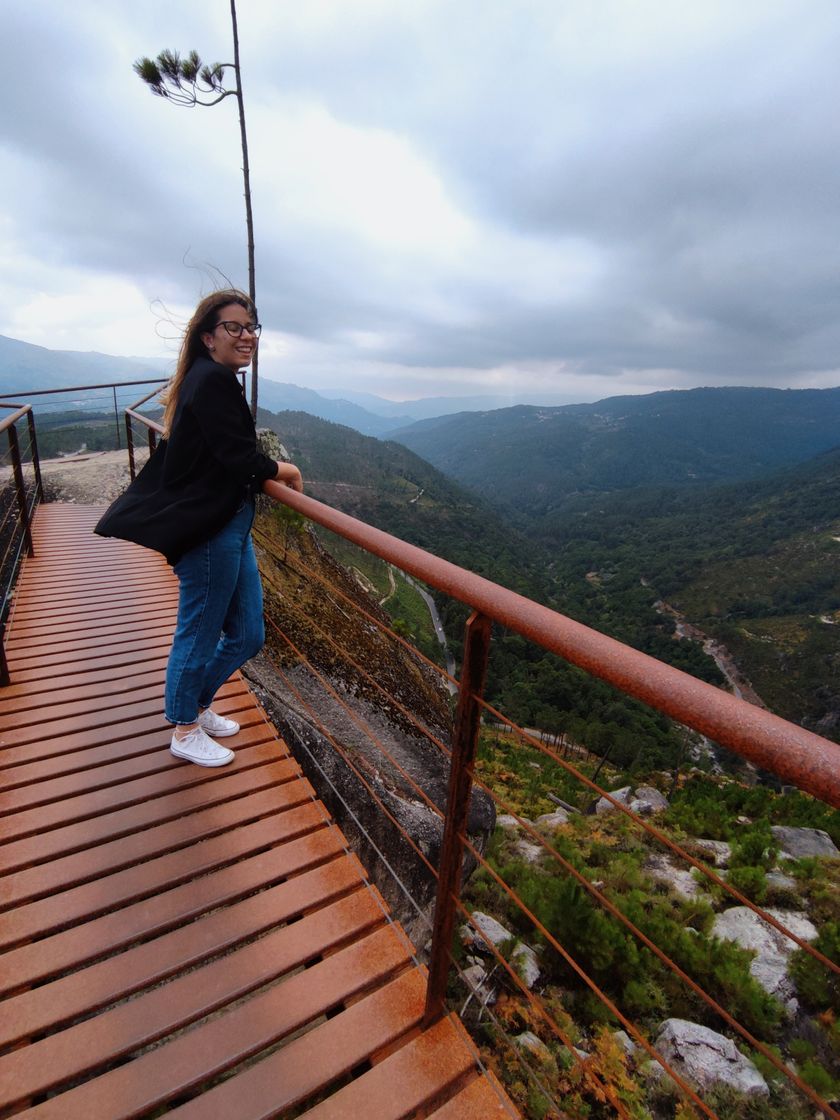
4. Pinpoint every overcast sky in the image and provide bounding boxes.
[2,0,839,403]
